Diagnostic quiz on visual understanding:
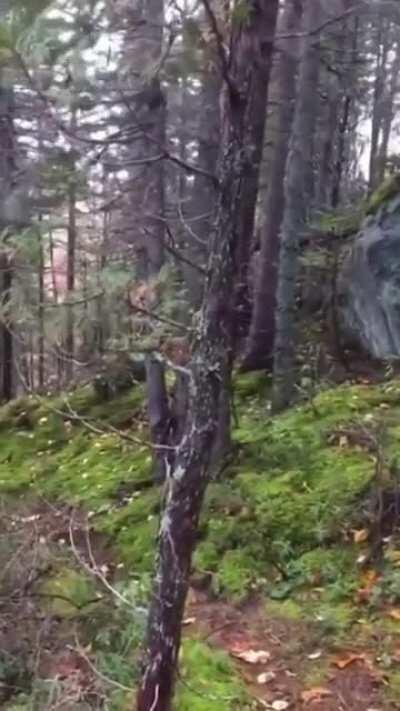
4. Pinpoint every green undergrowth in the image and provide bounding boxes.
[2,375,400,706]
[2,376,400,608]
[175,640,250,710]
